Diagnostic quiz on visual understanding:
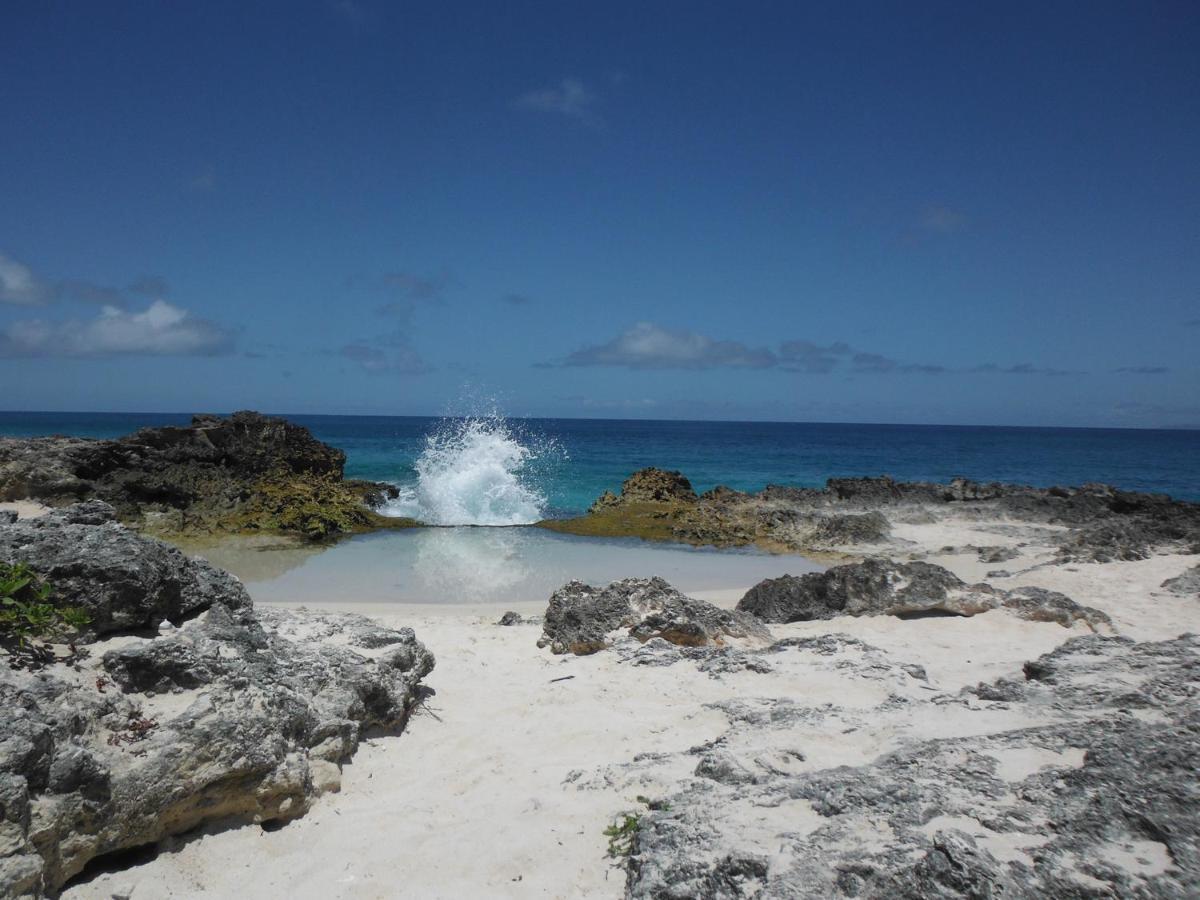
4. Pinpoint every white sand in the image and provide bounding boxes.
[63,531,1200,899]
[0,500,50,519]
